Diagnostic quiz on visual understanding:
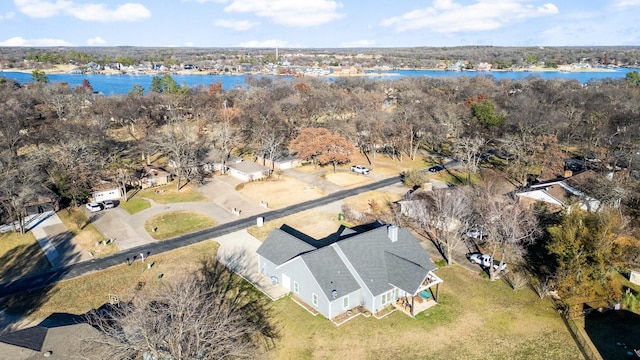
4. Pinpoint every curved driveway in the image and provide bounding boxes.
[0,176,401,297]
